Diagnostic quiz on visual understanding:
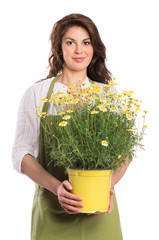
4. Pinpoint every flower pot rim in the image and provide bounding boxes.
[66,167,112,171]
